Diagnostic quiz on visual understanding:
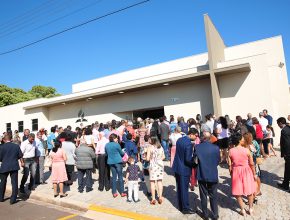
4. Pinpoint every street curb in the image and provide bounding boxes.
[5,185,89,212]
[5,186,167,219]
